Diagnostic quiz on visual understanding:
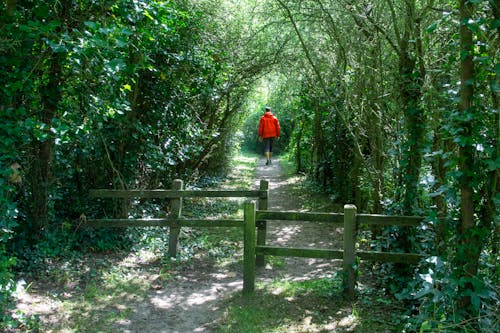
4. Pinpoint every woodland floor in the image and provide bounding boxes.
[11,157,405,333]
